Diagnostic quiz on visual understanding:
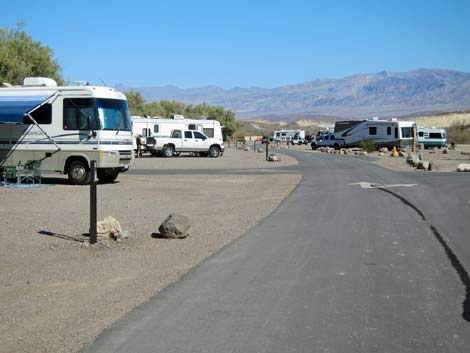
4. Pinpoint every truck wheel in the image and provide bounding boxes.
[67,160,89,185]
[97,168,119,183]
[311,143,317,150]
[208,146,221,158]
[163,145,174,158]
